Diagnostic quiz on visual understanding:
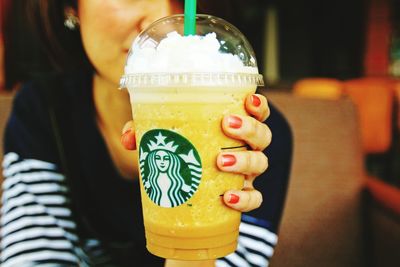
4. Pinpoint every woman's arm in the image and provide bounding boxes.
[1,86,87,266]
[1,152,80,266]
